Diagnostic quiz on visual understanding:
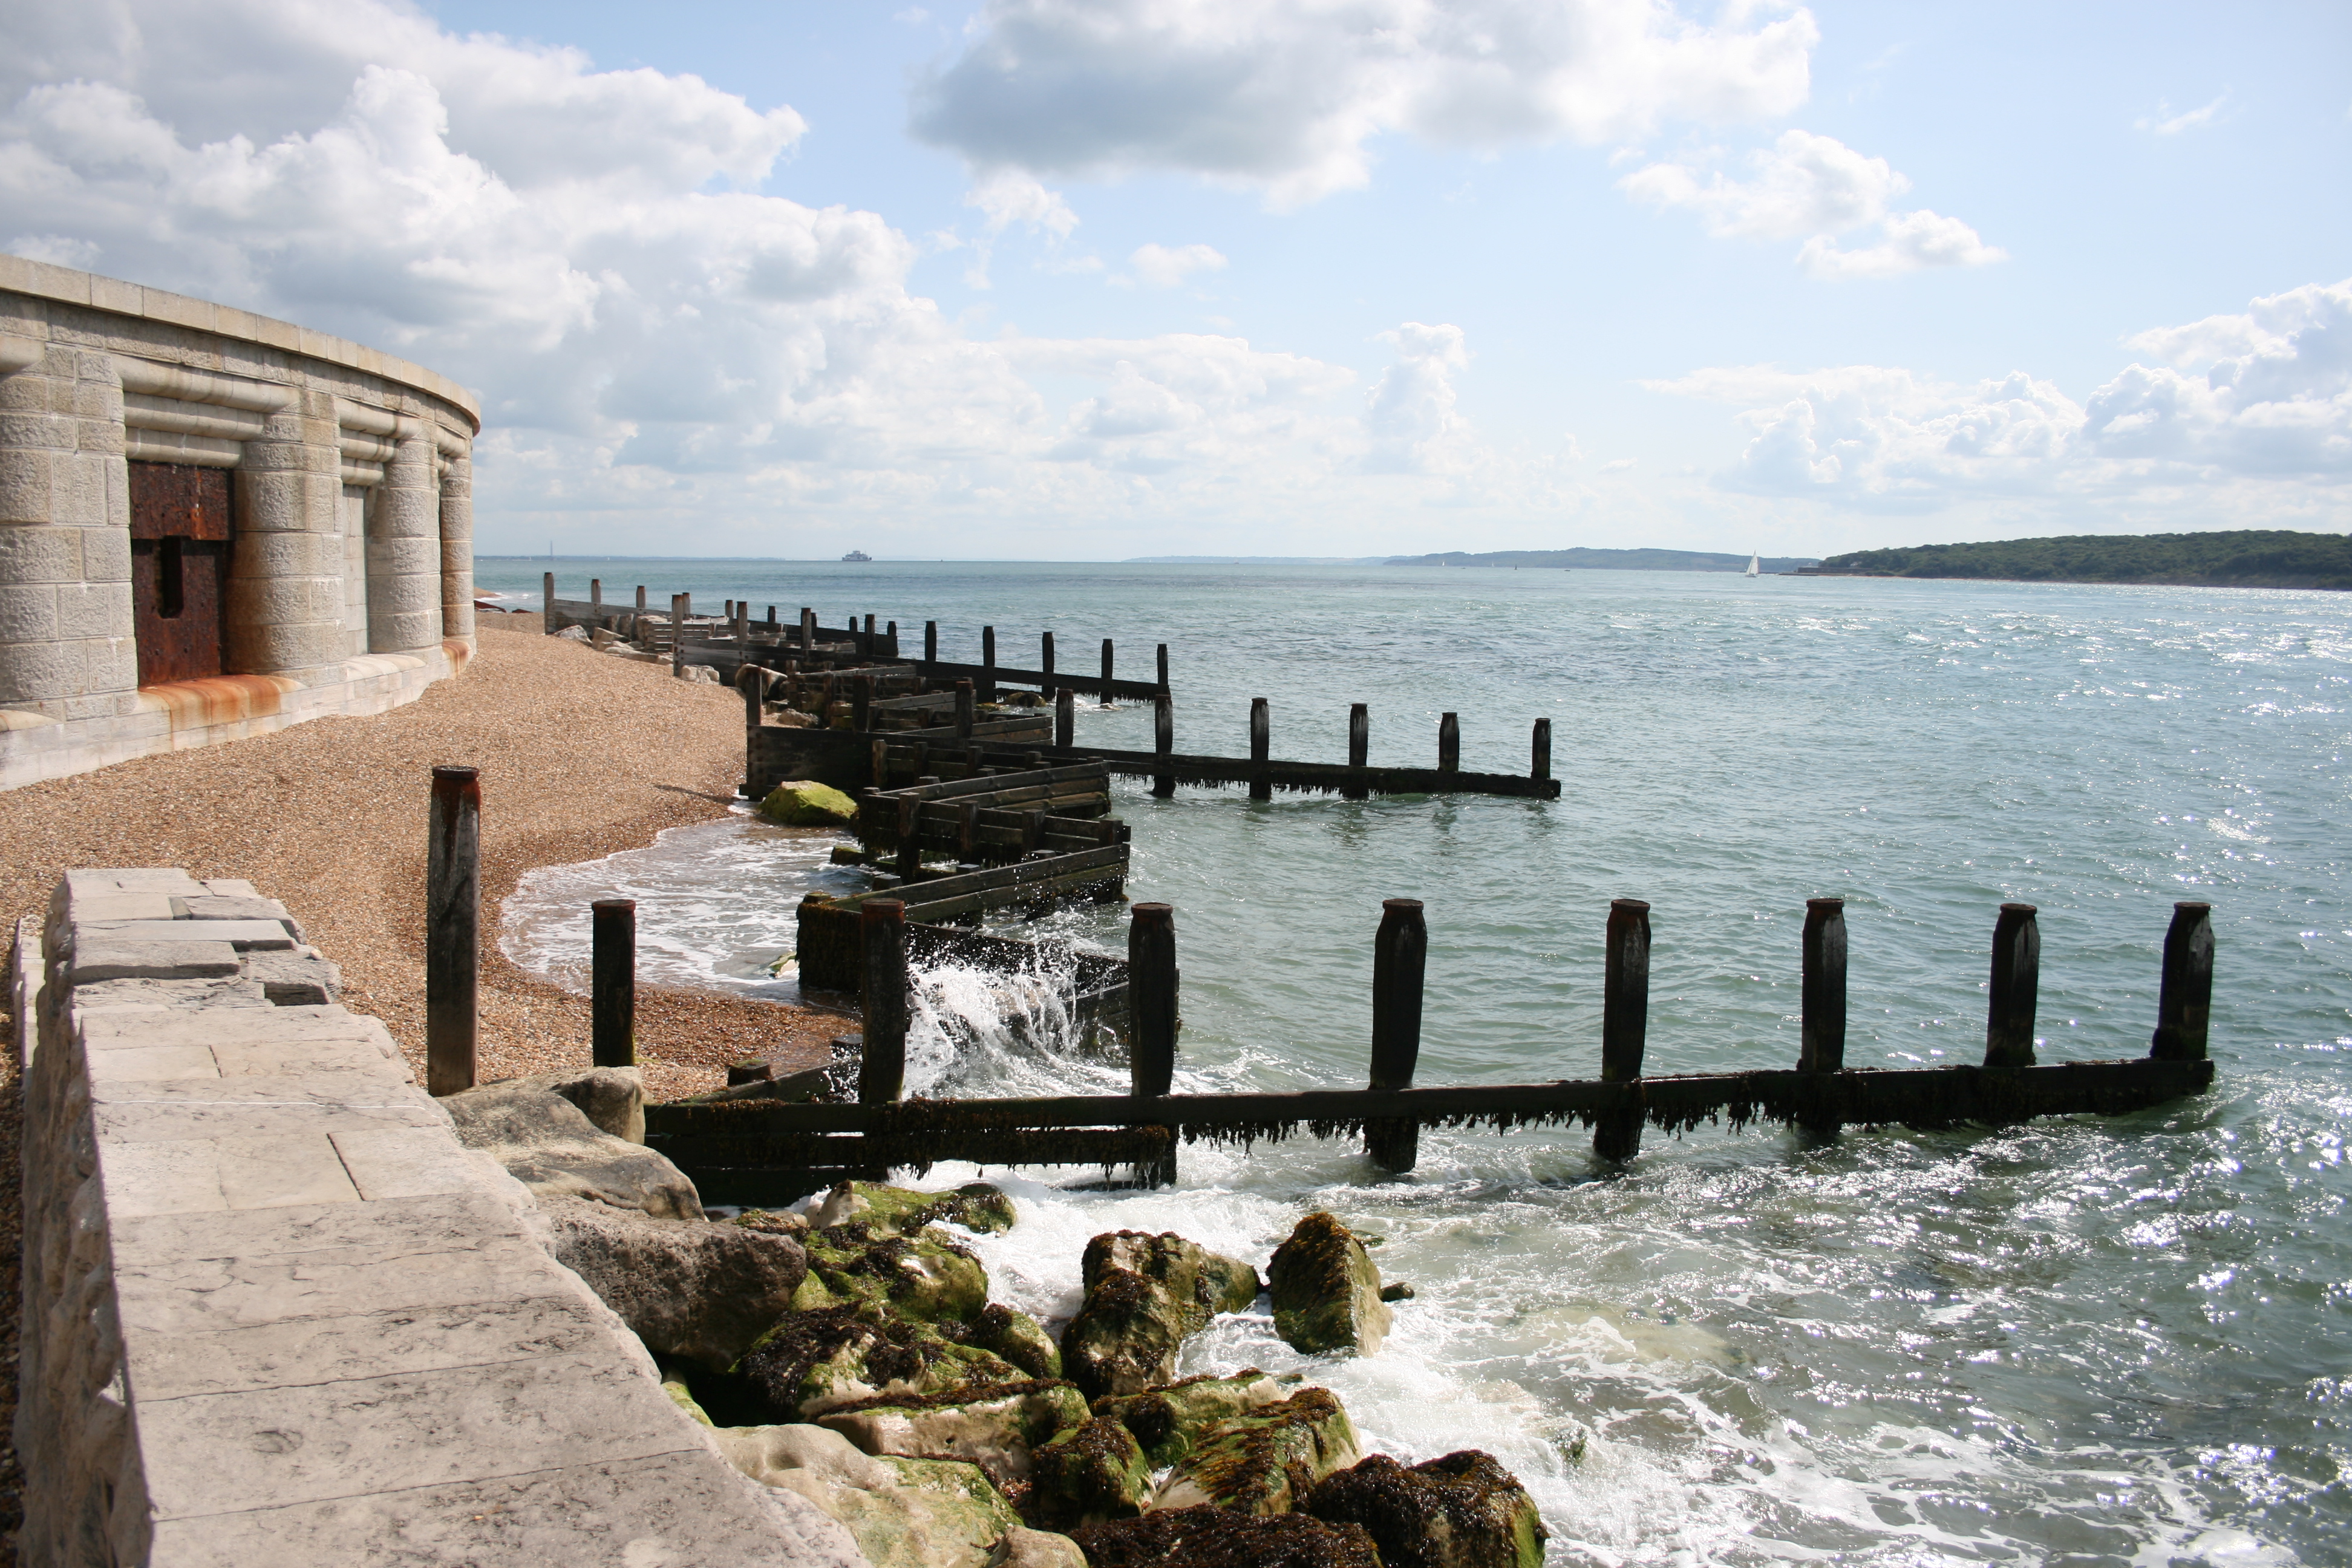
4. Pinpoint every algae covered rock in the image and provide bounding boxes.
[735,1302,1027,1419]
[1152,1387,1364,1515]
[795,1220,992,1325]
[1027,1413,1152,1530]
[711,1422,1014,1568]
[814,1378,1091,1493]
[1070,1505,1381,1568]
[969,1302,1063,1380]
[1304,1450,1550,1568]
[814,1179,1019,1236]
[1269,1212,1393,1356]
[986,1526,1088,1568]
[662,1373,713,1426]
[760,780,860,826]
[1092,1369,1298,1469]
[1061,1230,1262,1400]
